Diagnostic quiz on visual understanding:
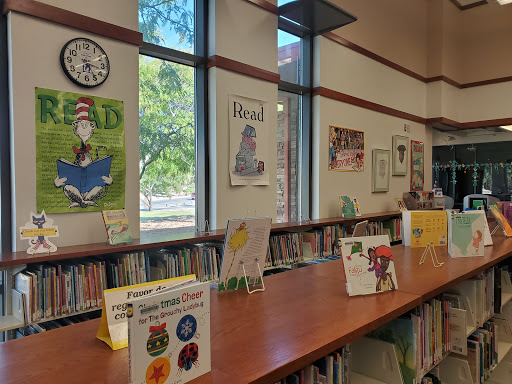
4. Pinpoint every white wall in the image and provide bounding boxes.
[312,36,432,219]
[8,4,139,251]
[208,0,278,229]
